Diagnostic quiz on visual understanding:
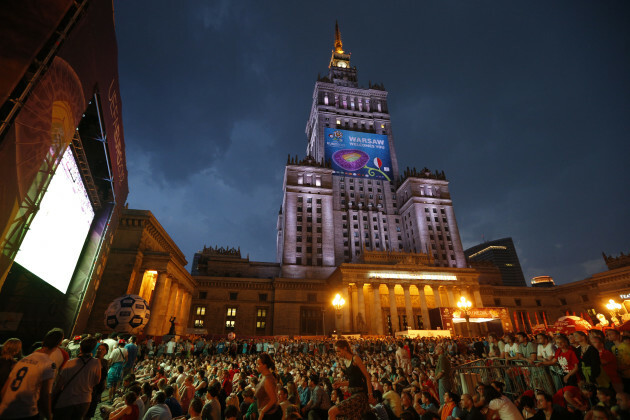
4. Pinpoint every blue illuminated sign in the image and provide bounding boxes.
[324,128,392,181]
